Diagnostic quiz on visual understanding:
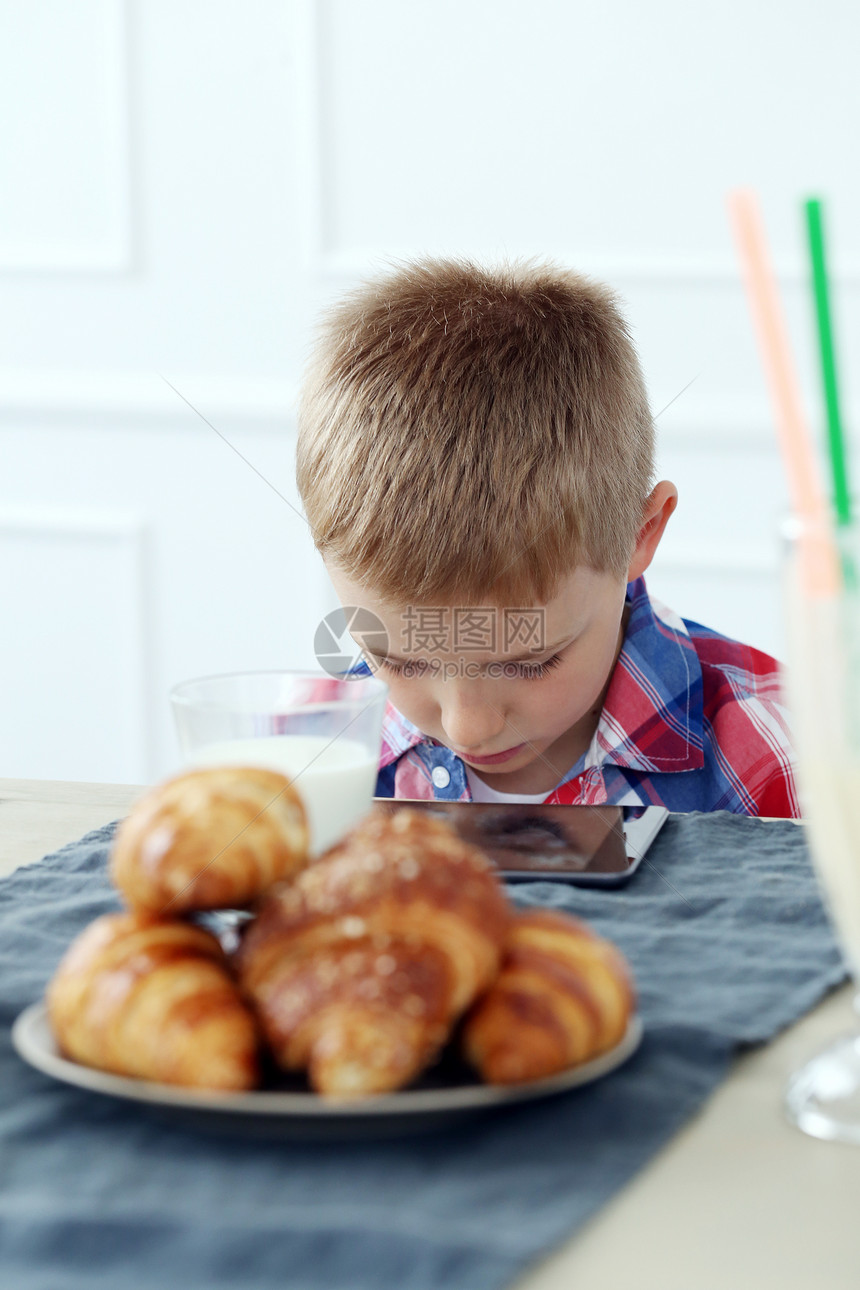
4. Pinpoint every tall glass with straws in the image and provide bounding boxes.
[782,517,860,1142]
[729,188,860,1139]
